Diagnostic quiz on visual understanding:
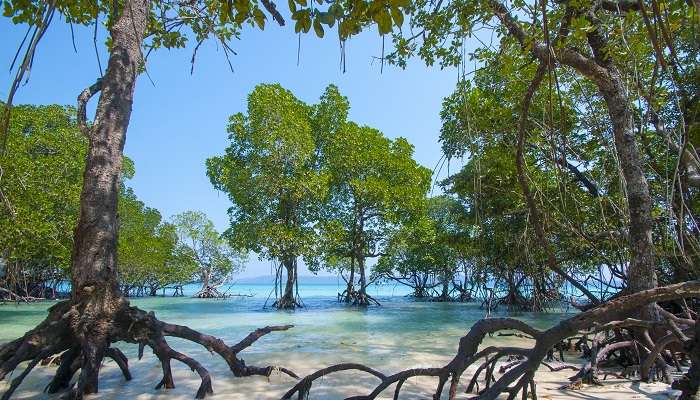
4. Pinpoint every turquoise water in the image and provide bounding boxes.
[190,282,415,299]
[0,284,574,399]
